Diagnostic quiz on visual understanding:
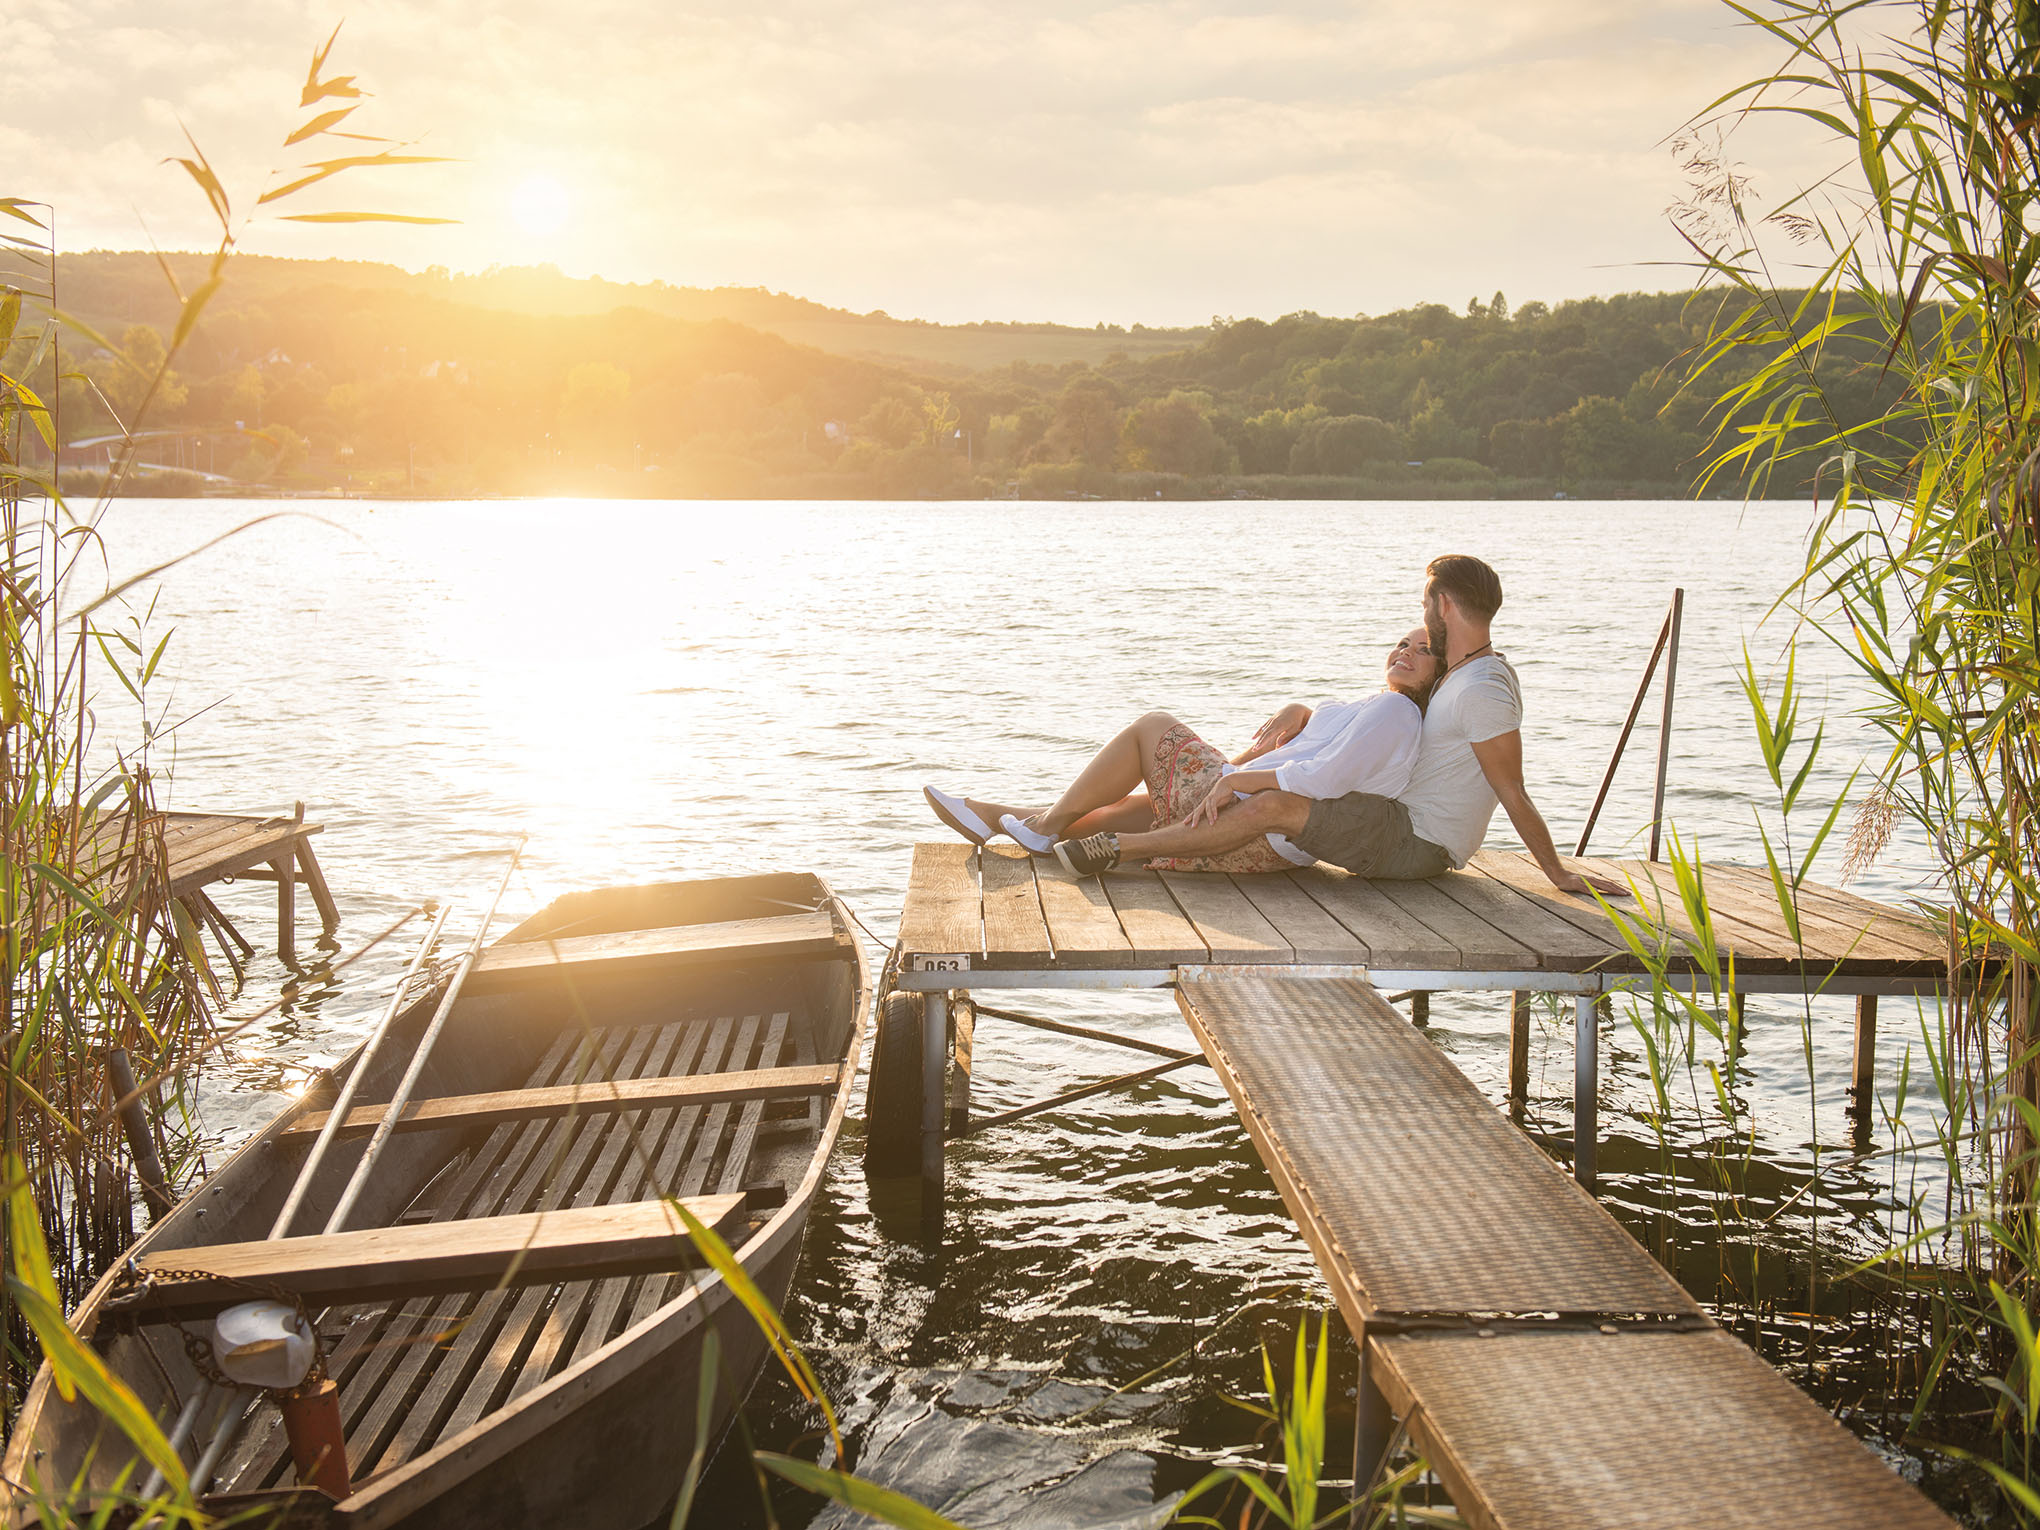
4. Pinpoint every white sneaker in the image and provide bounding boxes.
[924,785,994,846]
[1000,813,1056,856]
